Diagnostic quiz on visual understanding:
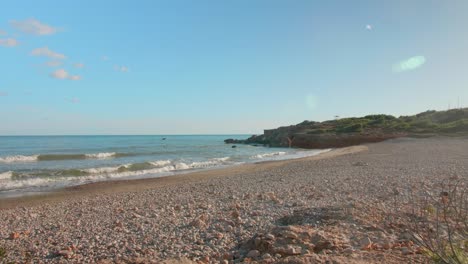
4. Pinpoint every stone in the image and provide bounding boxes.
[9,232,20,239]
[247,250,261,258]
[57,250,73,258]
[282,231,298,239]
[359,237,372,250]
[401,247,413,255]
